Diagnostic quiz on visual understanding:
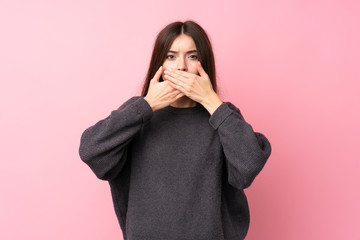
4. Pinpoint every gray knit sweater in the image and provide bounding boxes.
[79,96,271,240]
